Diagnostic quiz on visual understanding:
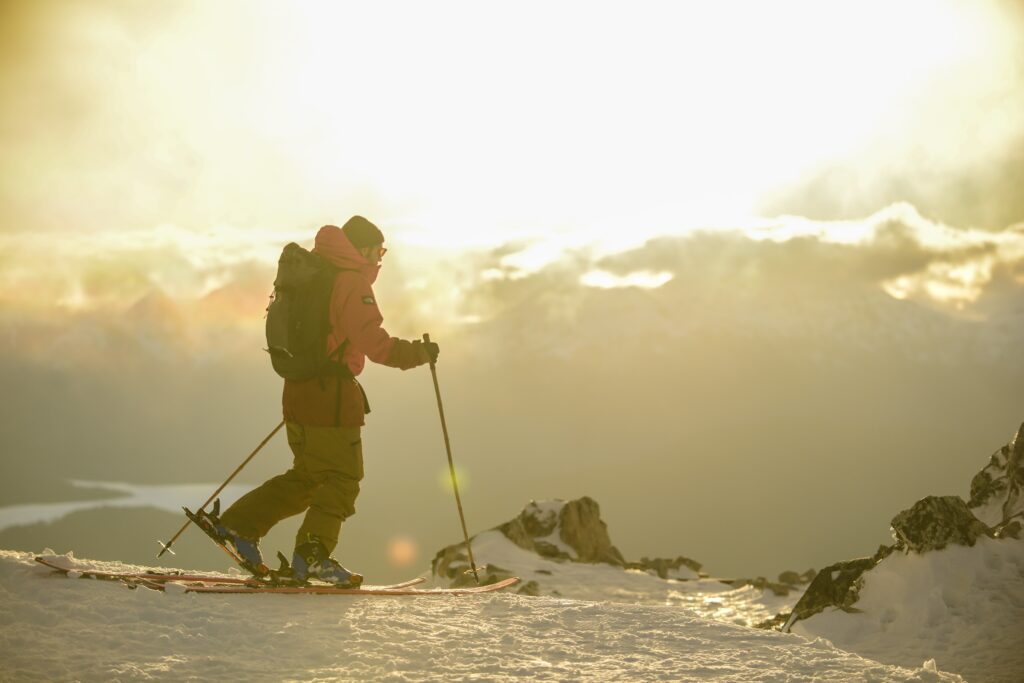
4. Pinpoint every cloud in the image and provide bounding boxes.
[754,0,1024,230]
[428,206,1023,377]
[758,139,1024,231]
[756,0,1024,232]
[1,204,1022,374]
